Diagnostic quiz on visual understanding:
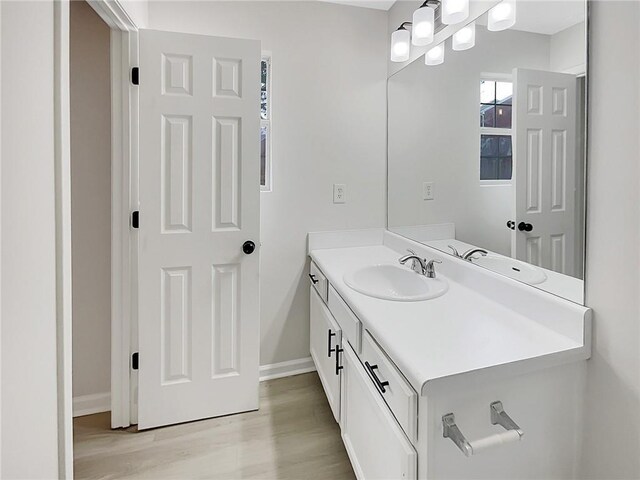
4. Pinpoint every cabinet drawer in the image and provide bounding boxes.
[341,343,417,480]
[328,286,362,354]
[309,261,328,303]
[361,330,418,443]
